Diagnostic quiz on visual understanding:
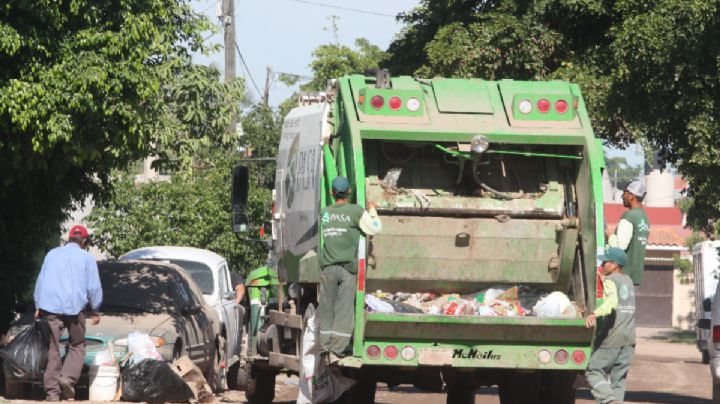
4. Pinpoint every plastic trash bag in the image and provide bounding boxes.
[122,358,194,403]
[297,304,355,404]
[127,331,162,366]
[0,320,51,380]
[381,298,423,314]
[533,292,577,318]
[365,294,395,313]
